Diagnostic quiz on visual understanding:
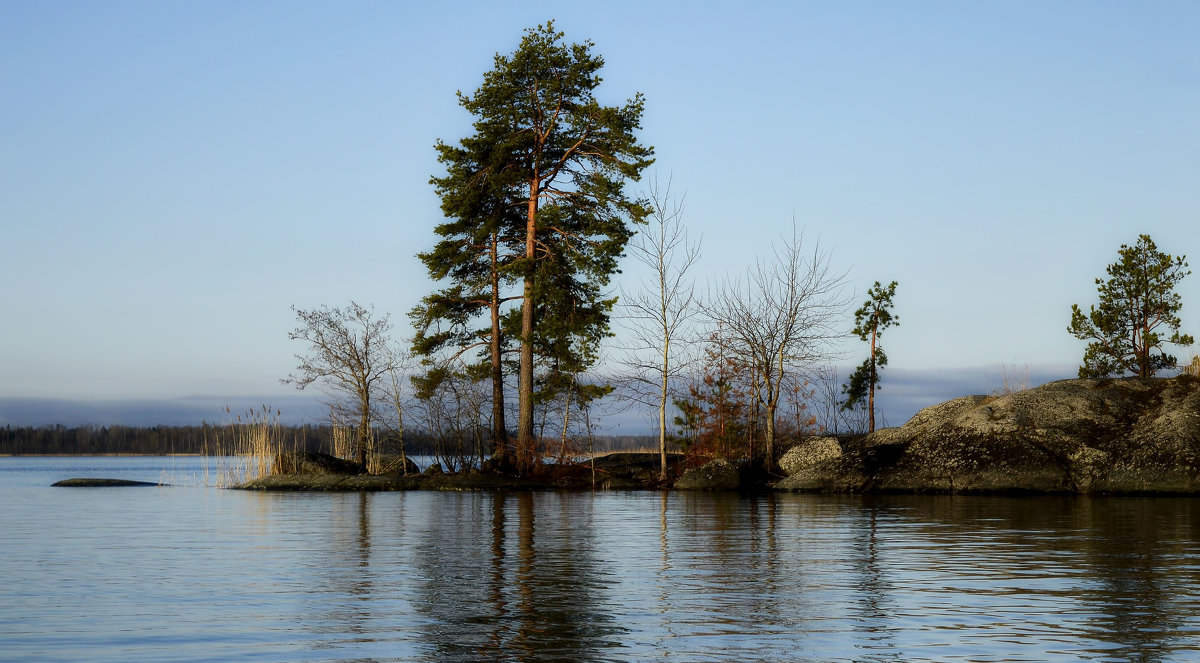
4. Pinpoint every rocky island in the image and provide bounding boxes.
[776,375,1200,494]
[238,376,1200,495]
[60,377,1196,495]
